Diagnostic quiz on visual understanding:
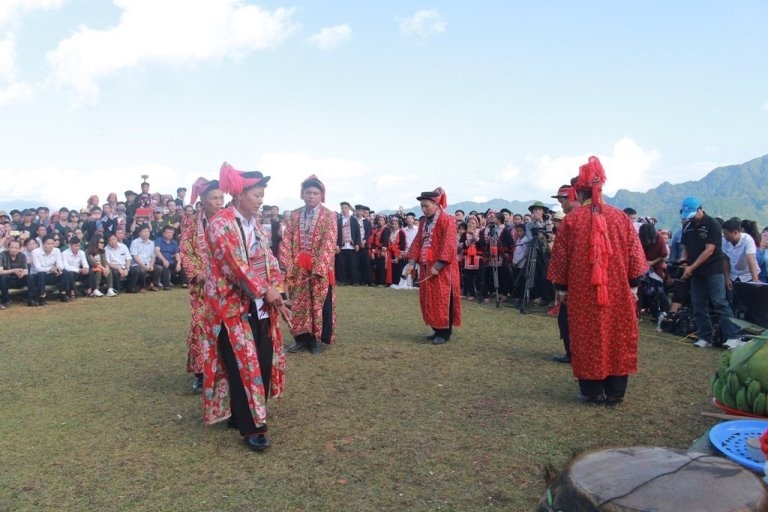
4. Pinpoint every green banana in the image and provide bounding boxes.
[736,387,749,412]
[753,393,766,416]
[720,351,732,378]
[728,372,741,397]
[748,380,762,407]
[714,378,726,404]
[722,385,738,409]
